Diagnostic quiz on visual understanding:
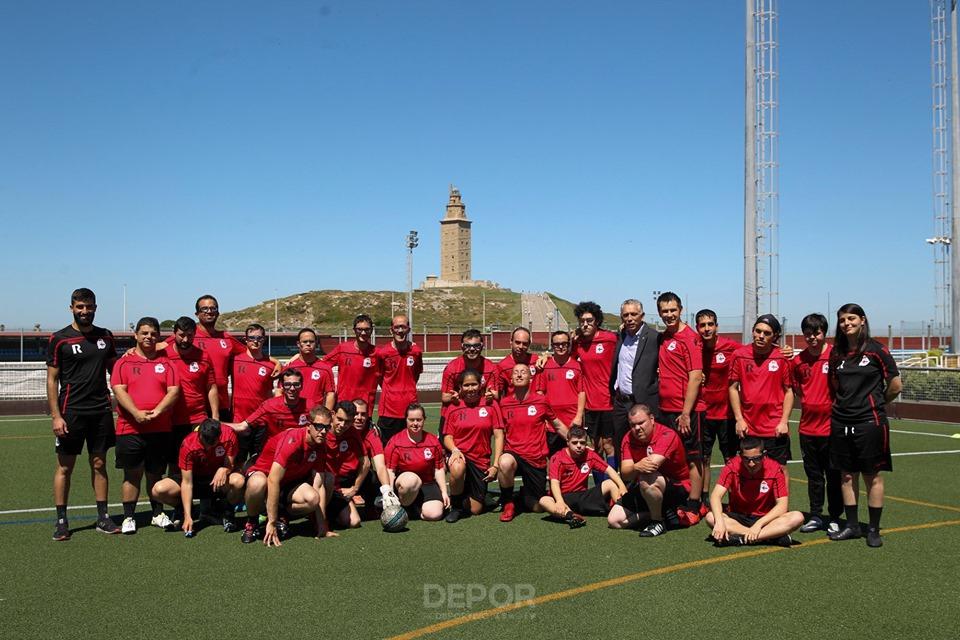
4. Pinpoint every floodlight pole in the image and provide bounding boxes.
[951,0,960,352]
[406,230,419,327]
[743,0,758,342]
